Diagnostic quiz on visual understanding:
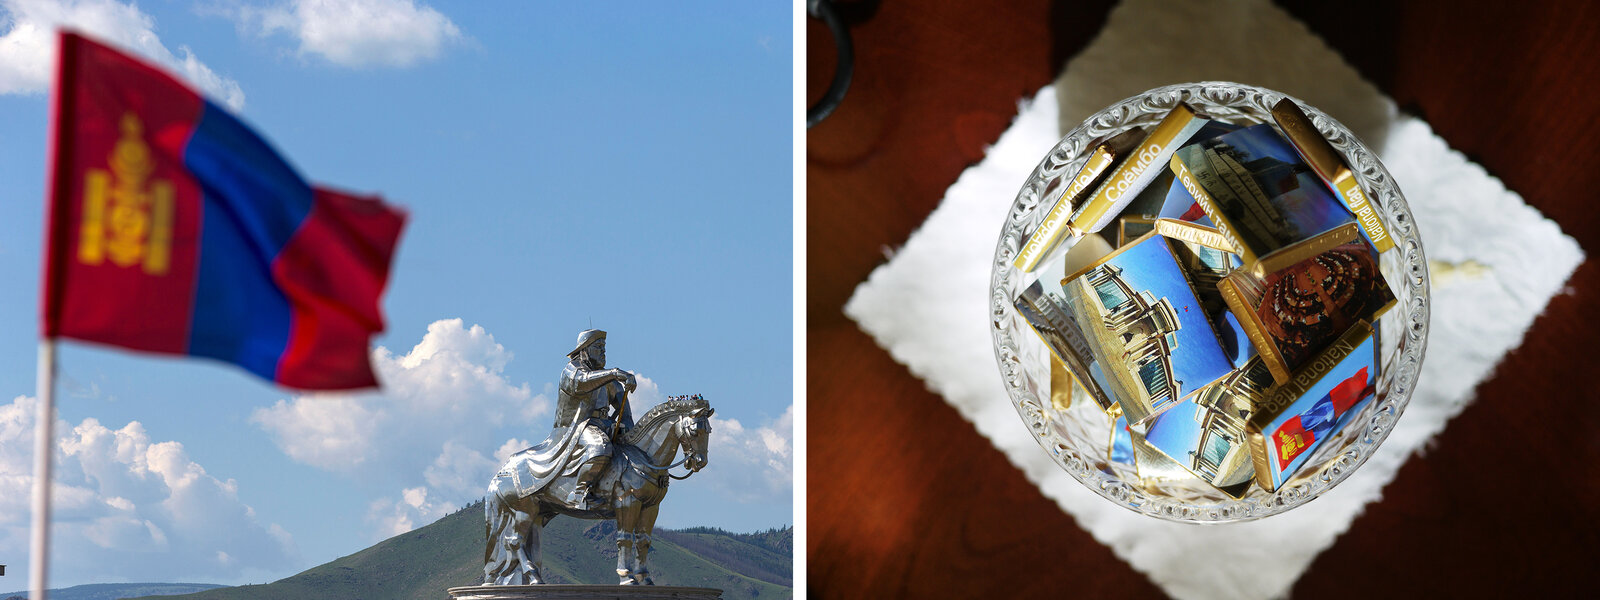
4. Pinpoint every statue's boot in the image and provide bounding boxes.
[567,457,609,509]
